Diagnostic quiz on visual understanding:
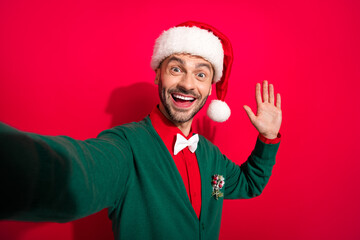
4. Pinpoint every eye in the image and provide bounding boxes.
[171,67,181,73]
[197,73,206,78]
